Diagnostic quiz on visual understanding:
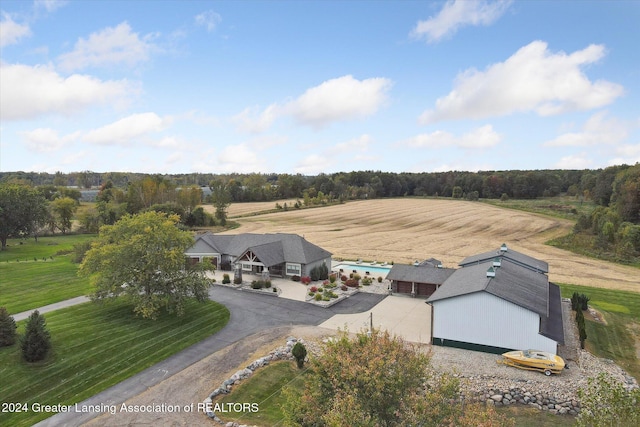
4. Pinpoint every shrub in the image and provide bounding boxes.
[273,287,277,293]
[222,273,231,284]
[301,276,312,285]
[362,277,372,286]
[72,240,93,264]
[329,274,337,284]
[292,342,307,369]
[251,280,263,289]
[310,286,318,293]
[341,285,348,291]
[21,310,51,362]
[309,292,316,297]
[377,276,383,283]
[0,307,17,347]
[340,275,348,282]
[314,293,322,301]
[345,278,359,288]
[353,273,361,281]
[291,275,301,282]
[264,280,271,288]
[233,277,242,285]
[310,264,329,281]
